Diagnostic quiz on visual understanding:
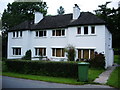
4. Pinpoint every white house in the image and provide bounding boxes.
[7,4,114,68]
